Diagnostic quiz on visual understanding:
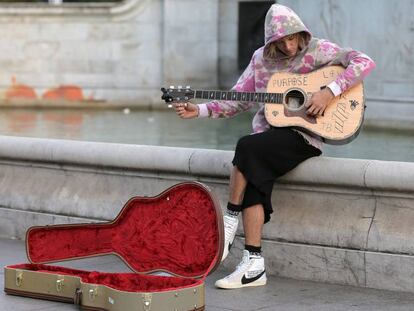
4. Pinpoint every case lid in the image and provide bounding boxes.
[26,182,224,278]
